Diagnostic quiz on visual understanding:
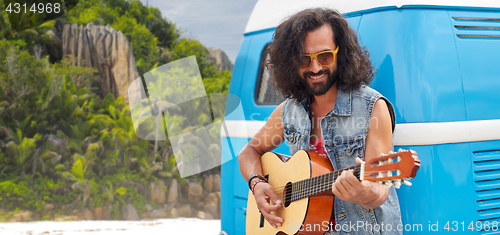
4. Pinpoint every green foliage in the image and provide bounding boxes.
[0,40,97,139]
[0,175,76,212]
[204,70,232,94]
[2,0,64,33]
[0,1,12,39]
[0,0,231,218]
[145,7,179,48]
[71,158,85,180]
[0,13,58,55]
[115,186,126,195]
[87,169,151,215]
[0,40,156,214]
[170,38,217,79]
[111,14,158,75]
